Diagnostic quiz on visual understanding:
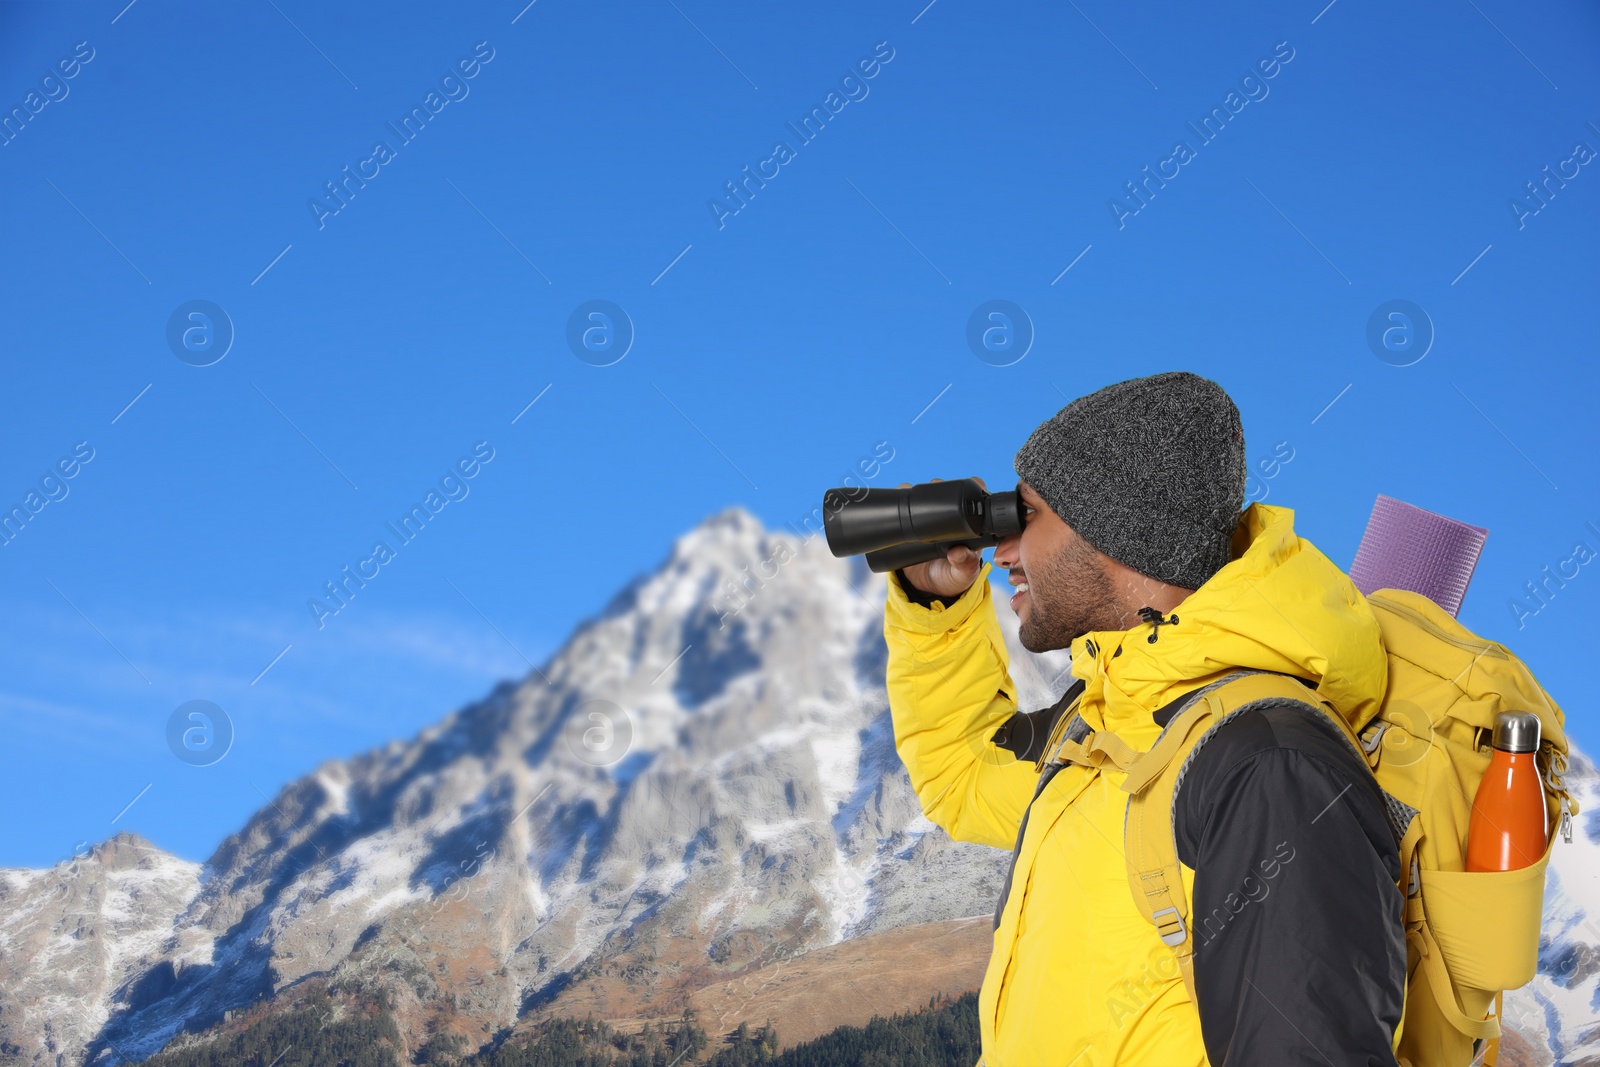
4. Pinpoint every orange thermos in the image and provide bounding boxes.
[1465,711,1549,872]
